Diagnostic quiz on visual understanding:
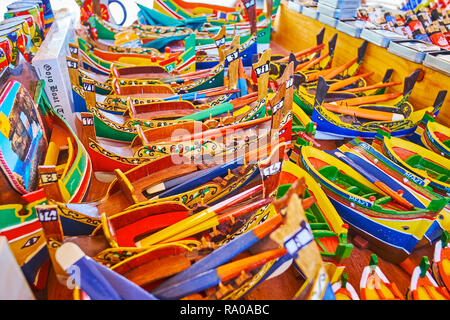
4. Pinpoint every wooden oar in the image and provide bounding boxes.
[152,247,287,299]
[323,103,405,121]
[335,92,403,106]
[136,184,264,247]
[332,151,415,210]
[344,81,402,93]
[328,72,374,92]
[280,43,325,63]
